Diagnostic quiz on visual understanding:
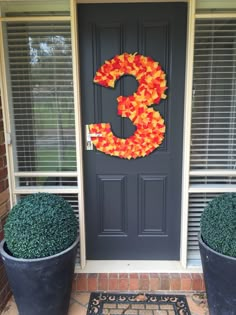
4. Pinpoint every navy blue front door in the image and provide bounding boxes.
[79,3,187,259]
